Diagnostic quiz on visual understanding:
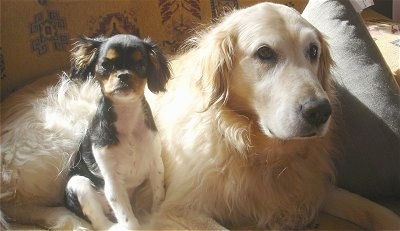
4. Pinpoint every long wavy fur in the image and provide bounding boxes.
[0,73,100,229]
